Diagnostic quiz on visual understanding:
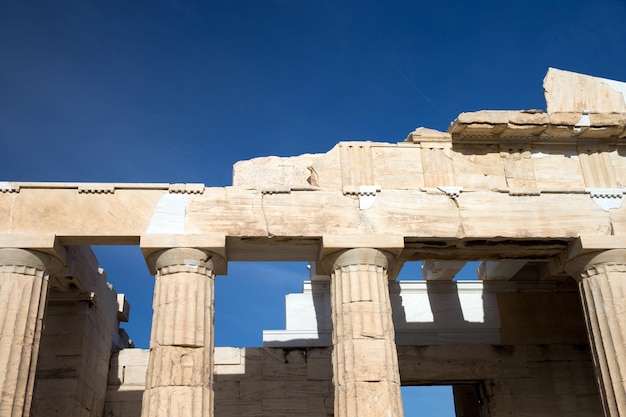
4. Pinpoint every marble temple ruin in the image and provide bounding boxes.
[2,68,626,417]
